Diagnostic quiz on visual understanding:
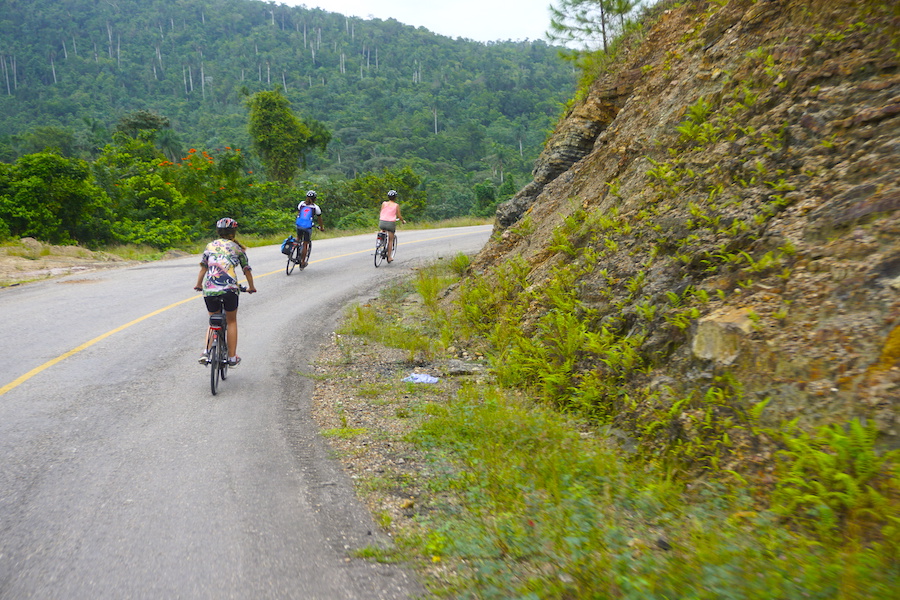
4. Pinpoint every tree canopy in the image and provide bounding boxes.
[246,89,329,183]
[0,0,574,197]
